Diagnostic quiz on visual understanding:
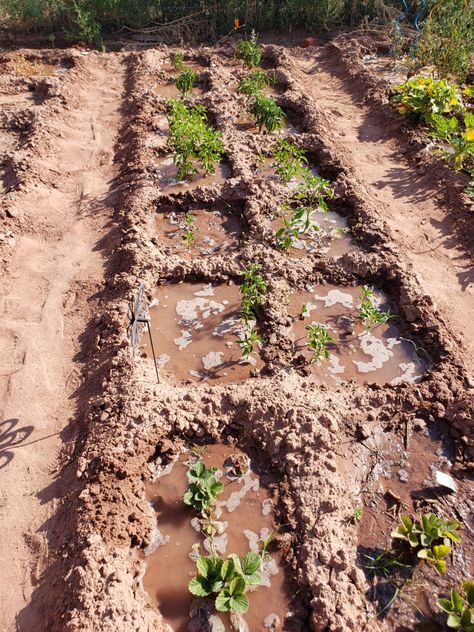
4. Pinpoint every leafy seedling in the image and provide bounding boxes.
[238,325,262,360]
[248,93,285,133]
[181,211,195,247]
[354,506,363,521]
[236,30,262,68]
[238,70,275,95]
[240,263,267,324]
[170,51,185,71]
[276,205,319,251]
[175,67,197,97]
[361,549,412,579]
[306,323,334,362]
[295,170,334,211]
[438,581,474,630]
[358,286,393,329]
[417,544,451,575]
[272,139,307,183]
[183,460,224,516]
